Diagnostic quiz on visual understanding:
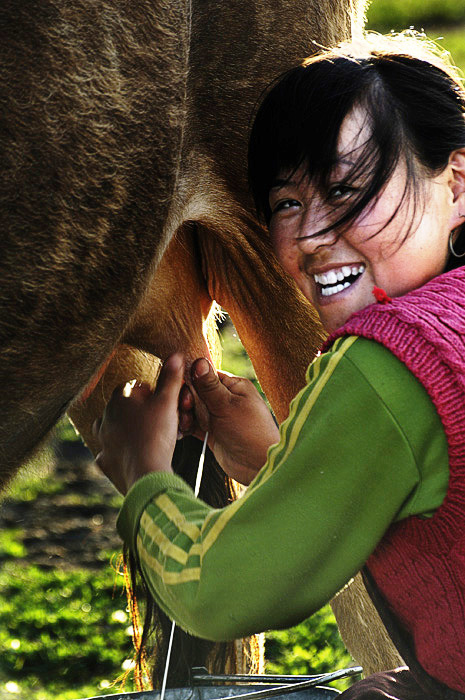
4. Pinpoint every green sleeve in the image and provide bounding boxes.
[117,335,448,641]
